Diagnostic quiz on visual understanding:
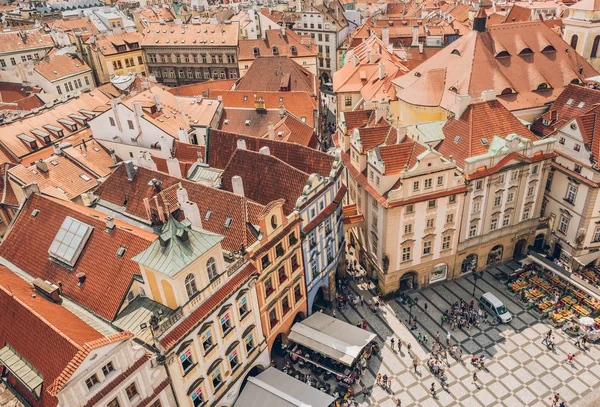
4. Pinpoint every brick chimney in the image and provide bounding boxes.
[232,175,245,196]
